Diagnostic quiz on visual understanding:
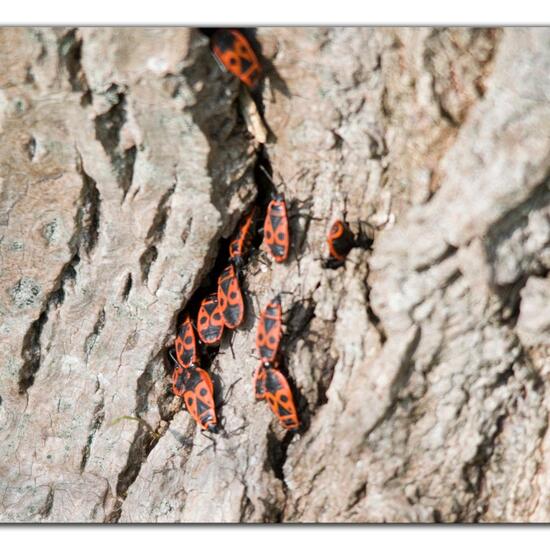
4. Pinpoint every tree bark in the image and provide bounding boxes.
[0,27,549,523]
